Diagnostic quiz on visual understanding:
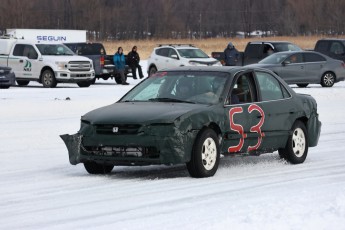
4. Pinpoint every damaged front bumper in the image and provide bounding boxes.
[60,128,198,166]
